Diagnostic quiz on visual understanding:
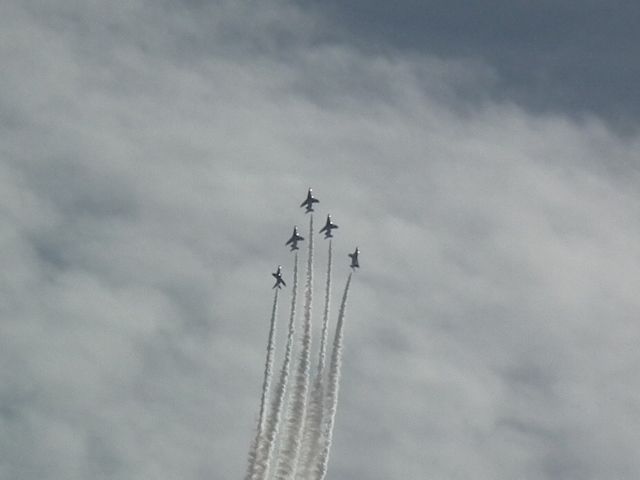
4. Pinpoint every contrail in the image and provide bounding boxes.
[274,215,314,480]
[297,240,332,479]
[244,289,279,480]
[252,254,299,480]
[313,273,353,480]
